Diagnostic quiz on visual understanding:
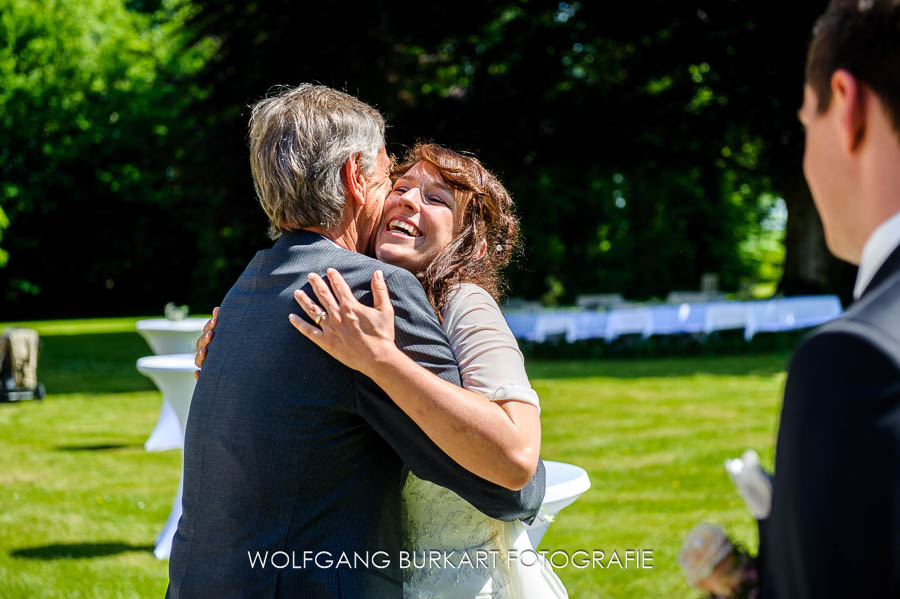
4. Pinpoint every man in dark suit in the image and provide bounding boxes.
[761,1,900,596]
[166,84,545,598]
